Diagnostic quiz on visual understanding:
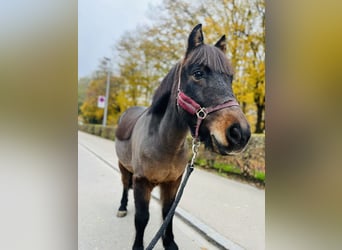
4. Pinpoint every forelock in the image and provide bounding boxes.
[183,45,234,75]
